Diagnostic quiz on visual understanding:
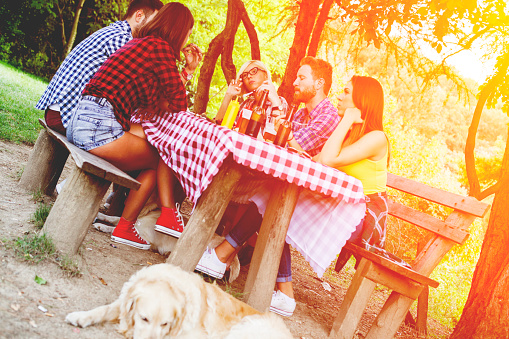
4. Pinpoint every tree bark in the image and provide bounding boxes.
[465,54,509,199]
[64,0,86,58]
[194,0,259,114]
[239,3,260,60]
[277,0,323,104]
[451,133,509,338]
[307,0,334,56]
